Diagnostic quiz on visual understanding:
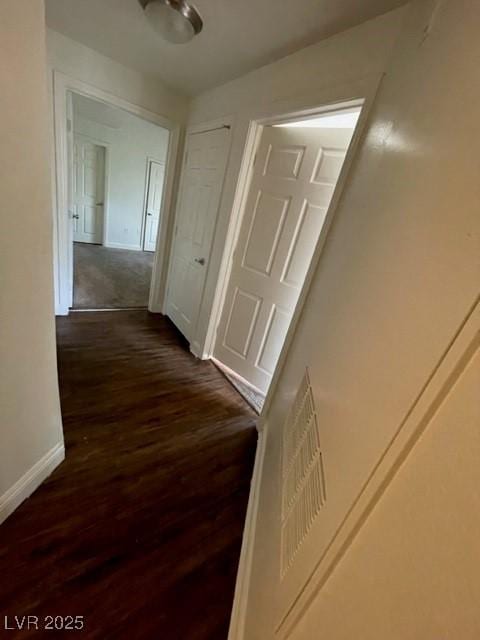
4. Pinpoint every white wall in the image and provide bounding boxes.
[0,1,64,522]
[47,29,188,122]
[294,344,480,639]
[183,7,407,355]
[240,0,480,637]
[73,96,169,250]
